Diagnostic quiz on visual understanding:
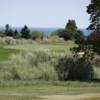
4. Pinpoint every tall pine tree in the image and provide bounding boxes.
[87,0,100,53]
[87,0,100,31]
[21,25,31,39]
